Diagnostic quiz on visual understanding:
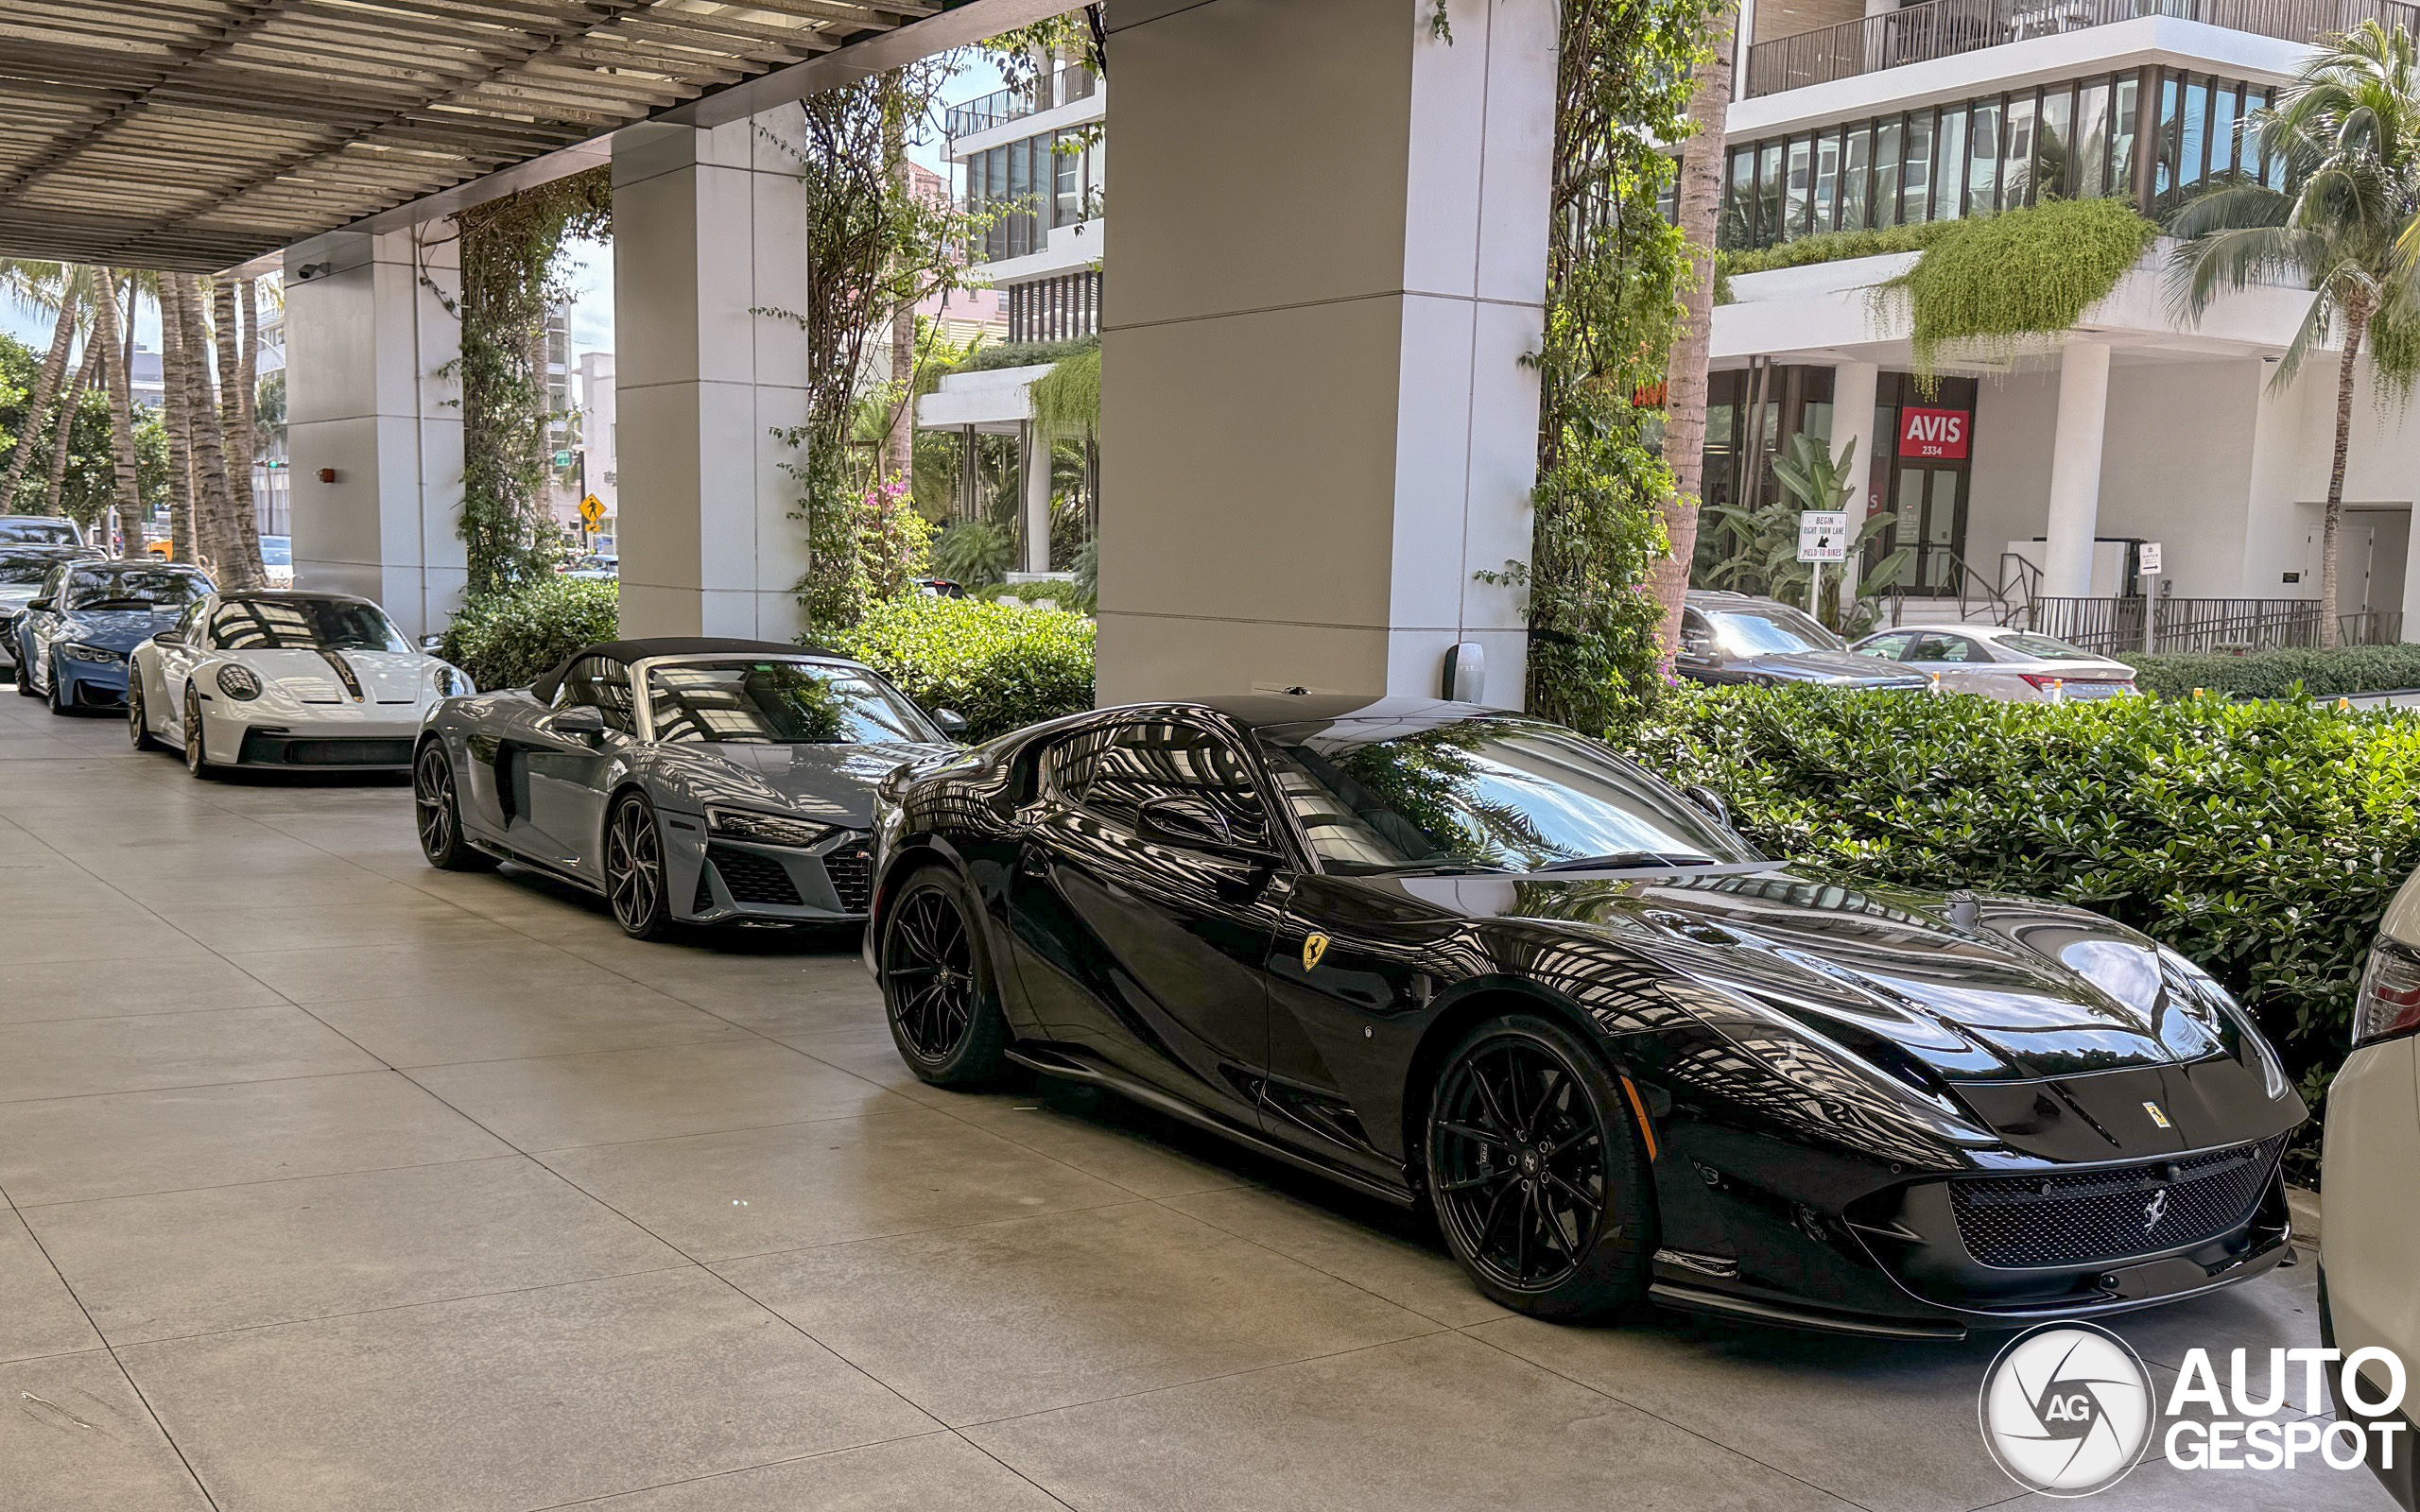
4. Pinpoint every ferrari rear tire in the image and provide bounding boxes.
[414,742,496,873]
[128,677,158,750]
[182,688,216,780]
[879,866,1009,1088]
[1426,1012,1655,1321]
[604,792,674,940]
